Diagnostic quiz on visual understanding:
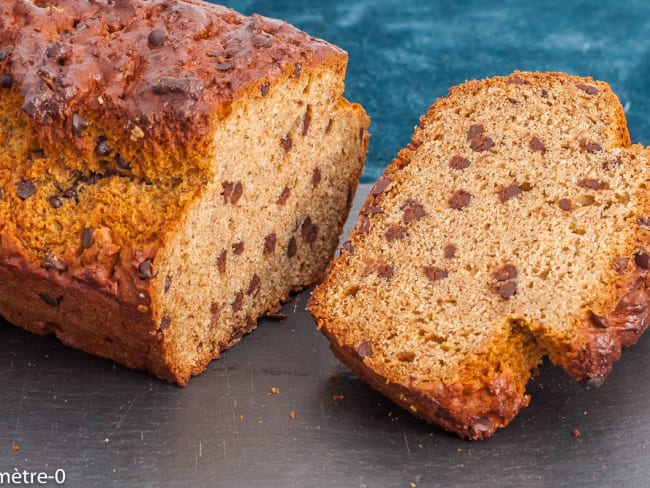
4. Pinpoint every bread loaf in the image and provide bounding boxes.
[309,72,649,439]
[0,0,368,385]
